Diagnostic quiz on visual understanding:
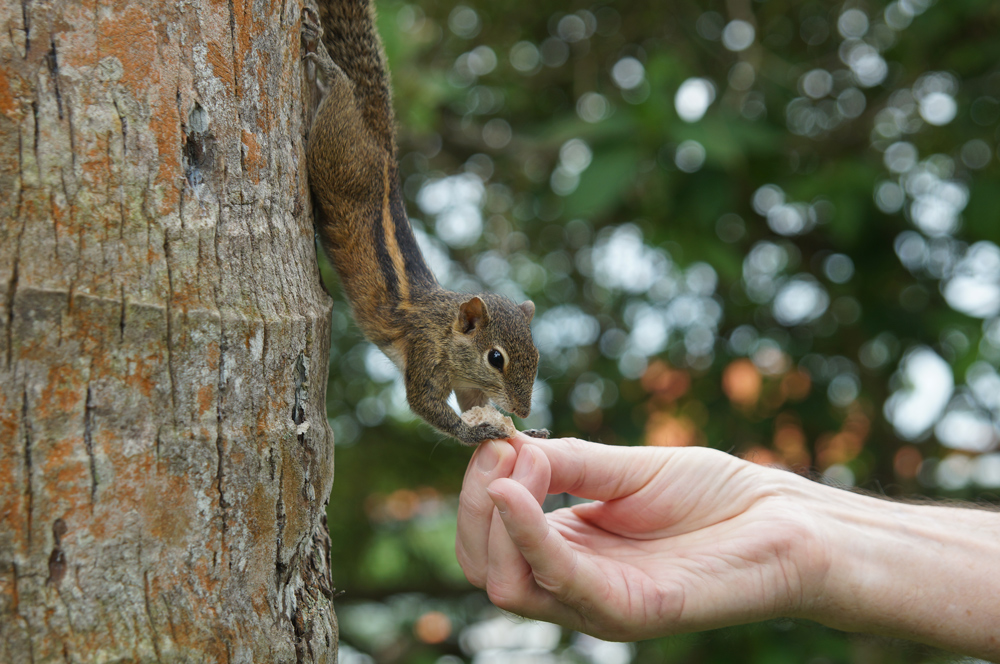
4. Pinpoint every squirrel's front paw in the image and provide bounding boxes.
[460,423,510,446]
